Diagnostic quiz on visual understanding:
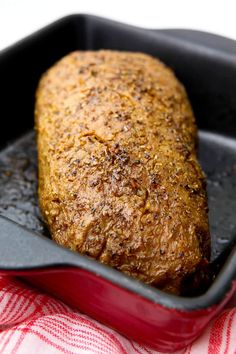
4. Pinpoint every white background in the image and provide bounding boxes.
[0,0,236,51]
